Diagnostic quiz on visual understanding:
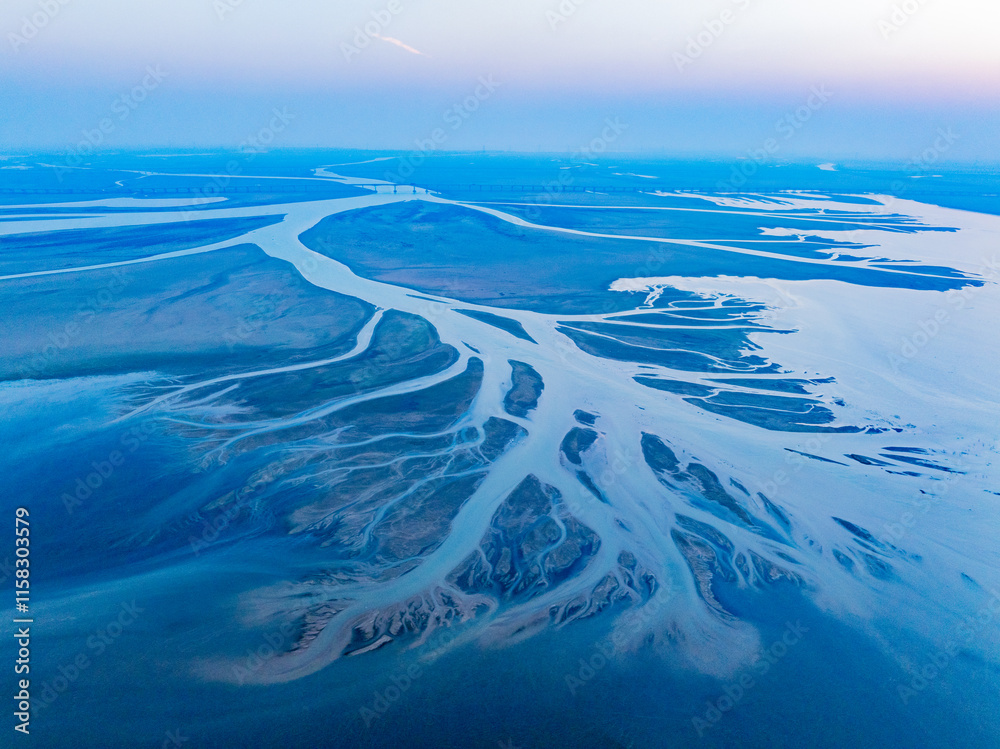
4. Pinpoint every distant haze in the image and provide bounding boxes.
[1,0,998,161]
